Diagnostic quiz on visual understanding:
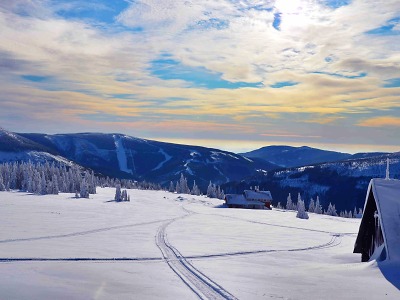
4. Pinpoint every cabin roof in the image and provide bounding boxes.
[225,194,266,206]
[355,178,400,261]
[243,190,272,201]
